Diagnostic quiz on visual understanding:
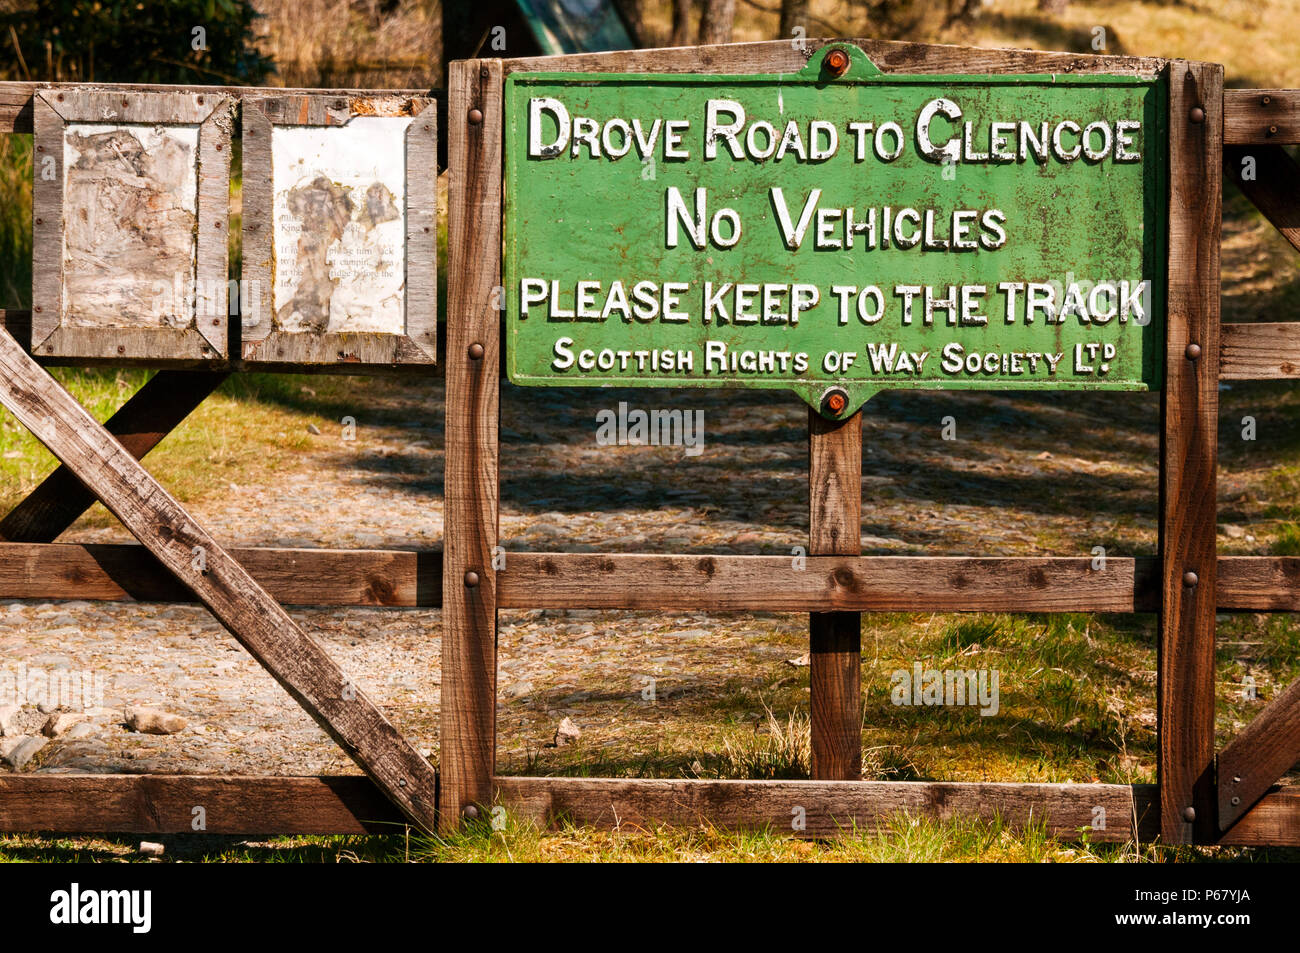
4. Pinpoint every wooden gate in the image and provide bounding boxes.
[0,38,1297,847]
